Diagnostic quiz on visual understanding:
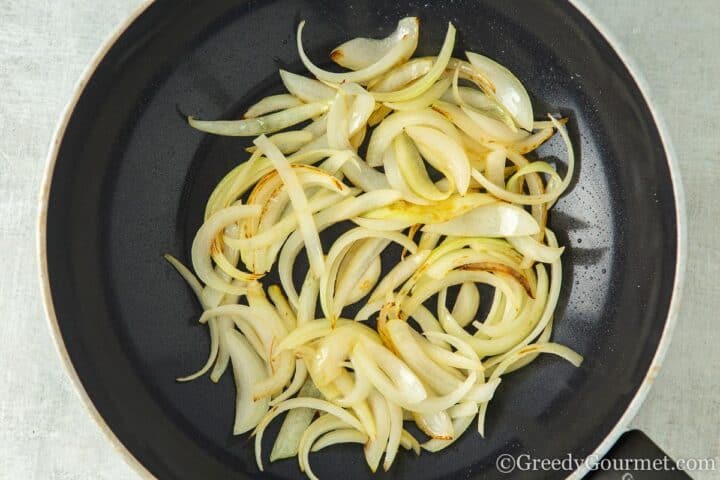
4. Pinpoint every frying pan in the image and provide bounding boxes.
[38,0,686,478]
